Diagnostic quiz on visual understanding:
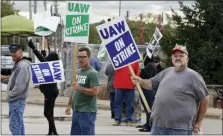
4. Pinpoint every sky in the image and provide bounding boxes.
[12,1,194,24]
